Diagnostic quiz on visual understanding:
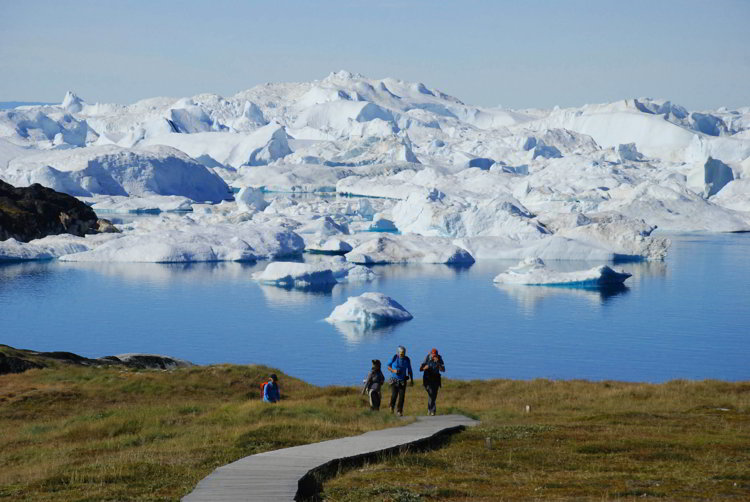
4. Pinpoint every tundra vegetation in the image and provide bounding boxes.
[0,345,748,501]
